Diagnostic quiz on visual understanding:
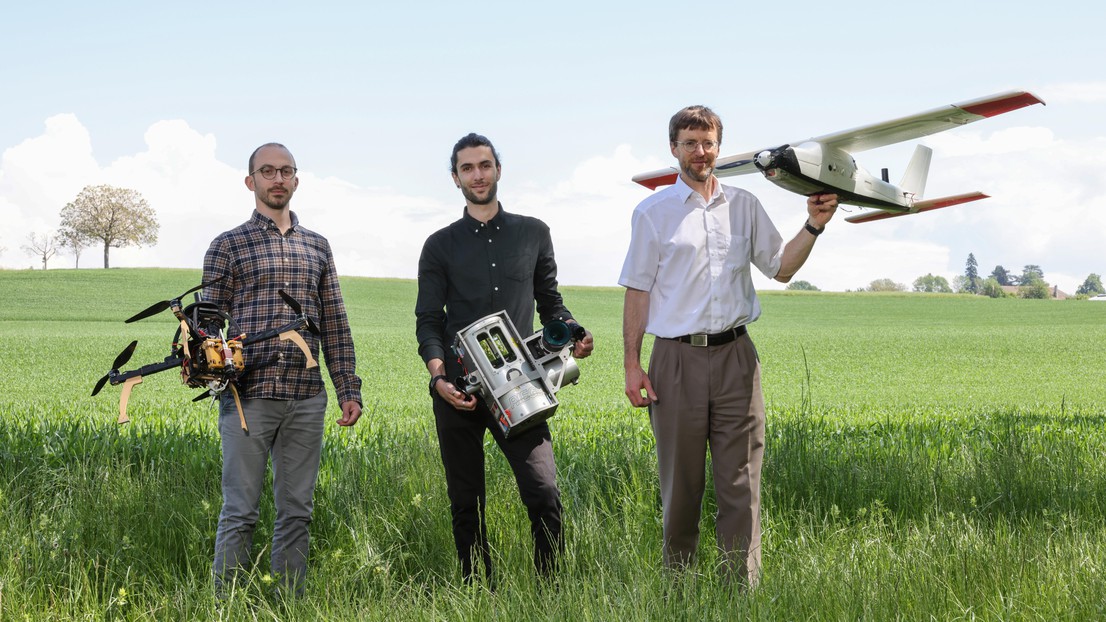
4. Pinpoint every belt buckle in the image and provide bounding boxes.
[690,334,708,347]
